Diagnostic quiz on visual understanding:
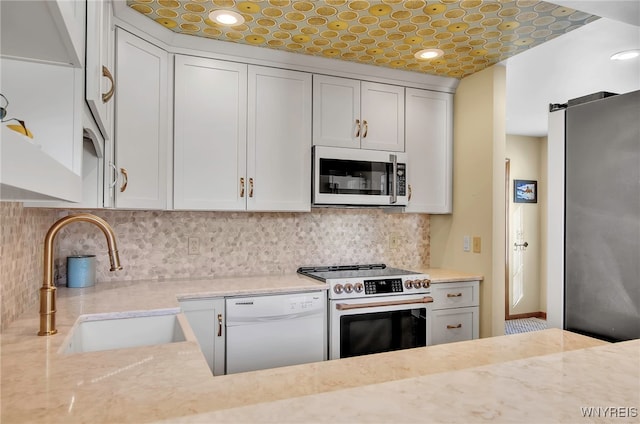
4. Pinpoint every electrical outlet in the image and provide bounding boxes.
[473,236,481,253]
[463,236,470,252]
[188,237,200,255]
[389,233,401,250]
